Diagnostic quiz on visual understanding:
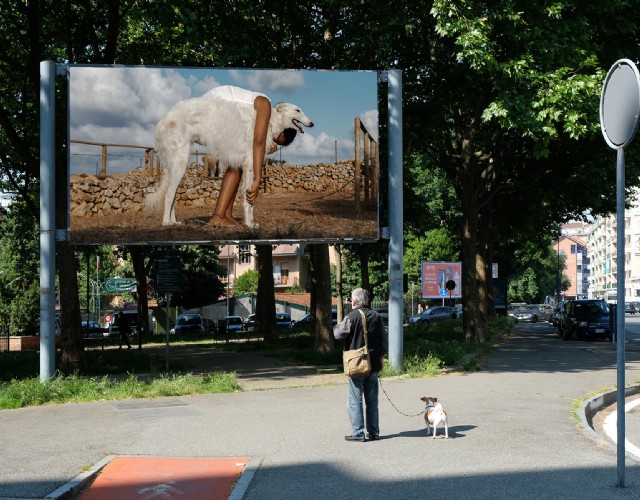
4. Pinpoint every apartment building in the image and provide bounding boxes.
[553,232,589,300]
[588,192,640,303]
[217,243,310,292]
